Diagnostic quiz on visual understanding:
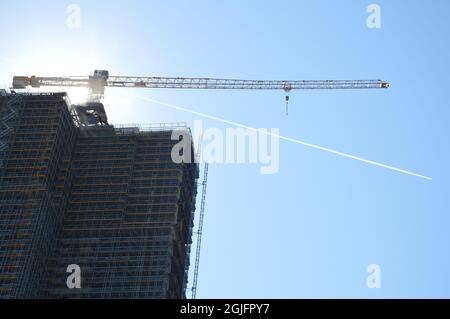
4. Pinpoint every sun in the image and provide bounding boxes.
[8,44,105,104]
[63,87,90,104]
